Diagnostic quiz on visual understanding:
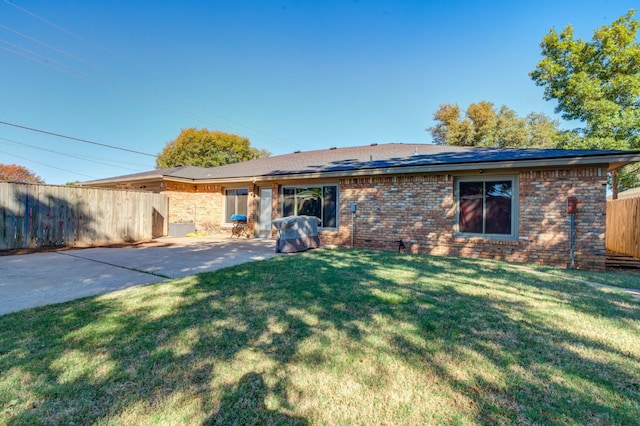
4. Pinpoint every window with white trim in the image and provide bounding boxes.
[456,177,517,239]
[281,185,338,229]
[225,188,248,222]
